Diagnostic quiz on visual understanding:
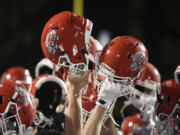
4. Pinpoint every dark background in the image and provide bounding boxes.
[0,0,180,127]
[0,0,179,81]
